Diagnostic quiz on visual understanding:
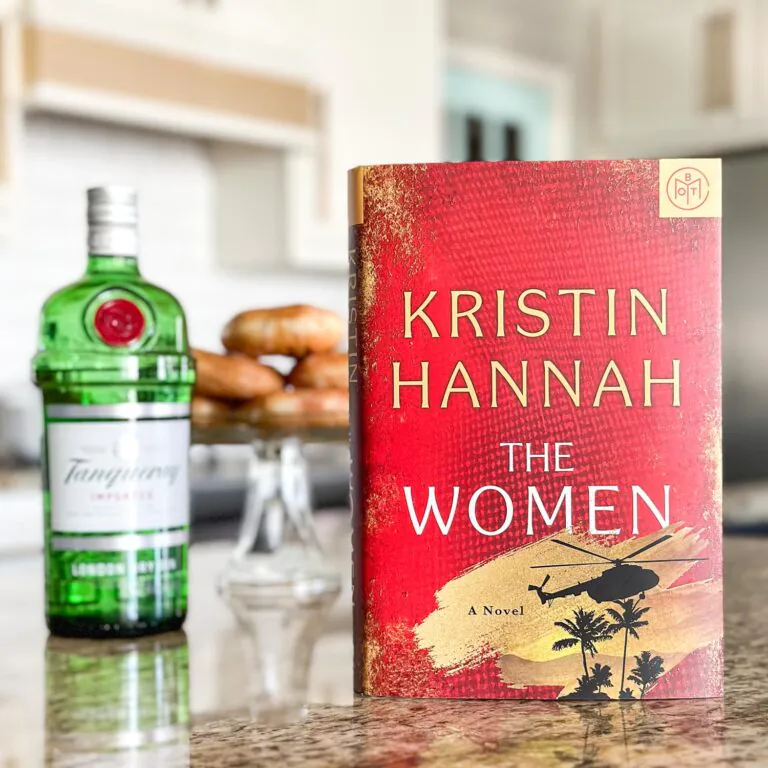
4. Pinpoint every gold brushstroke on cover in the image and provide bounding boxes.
[365,474,399,533]
[414,527,720,692]
[364,167,416,247]
[360,587,380,693]
[365,620,446,697]
[358,165,428,298]
[357,165,428,322]
[357,251,377,321]
[361,632,381,693]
